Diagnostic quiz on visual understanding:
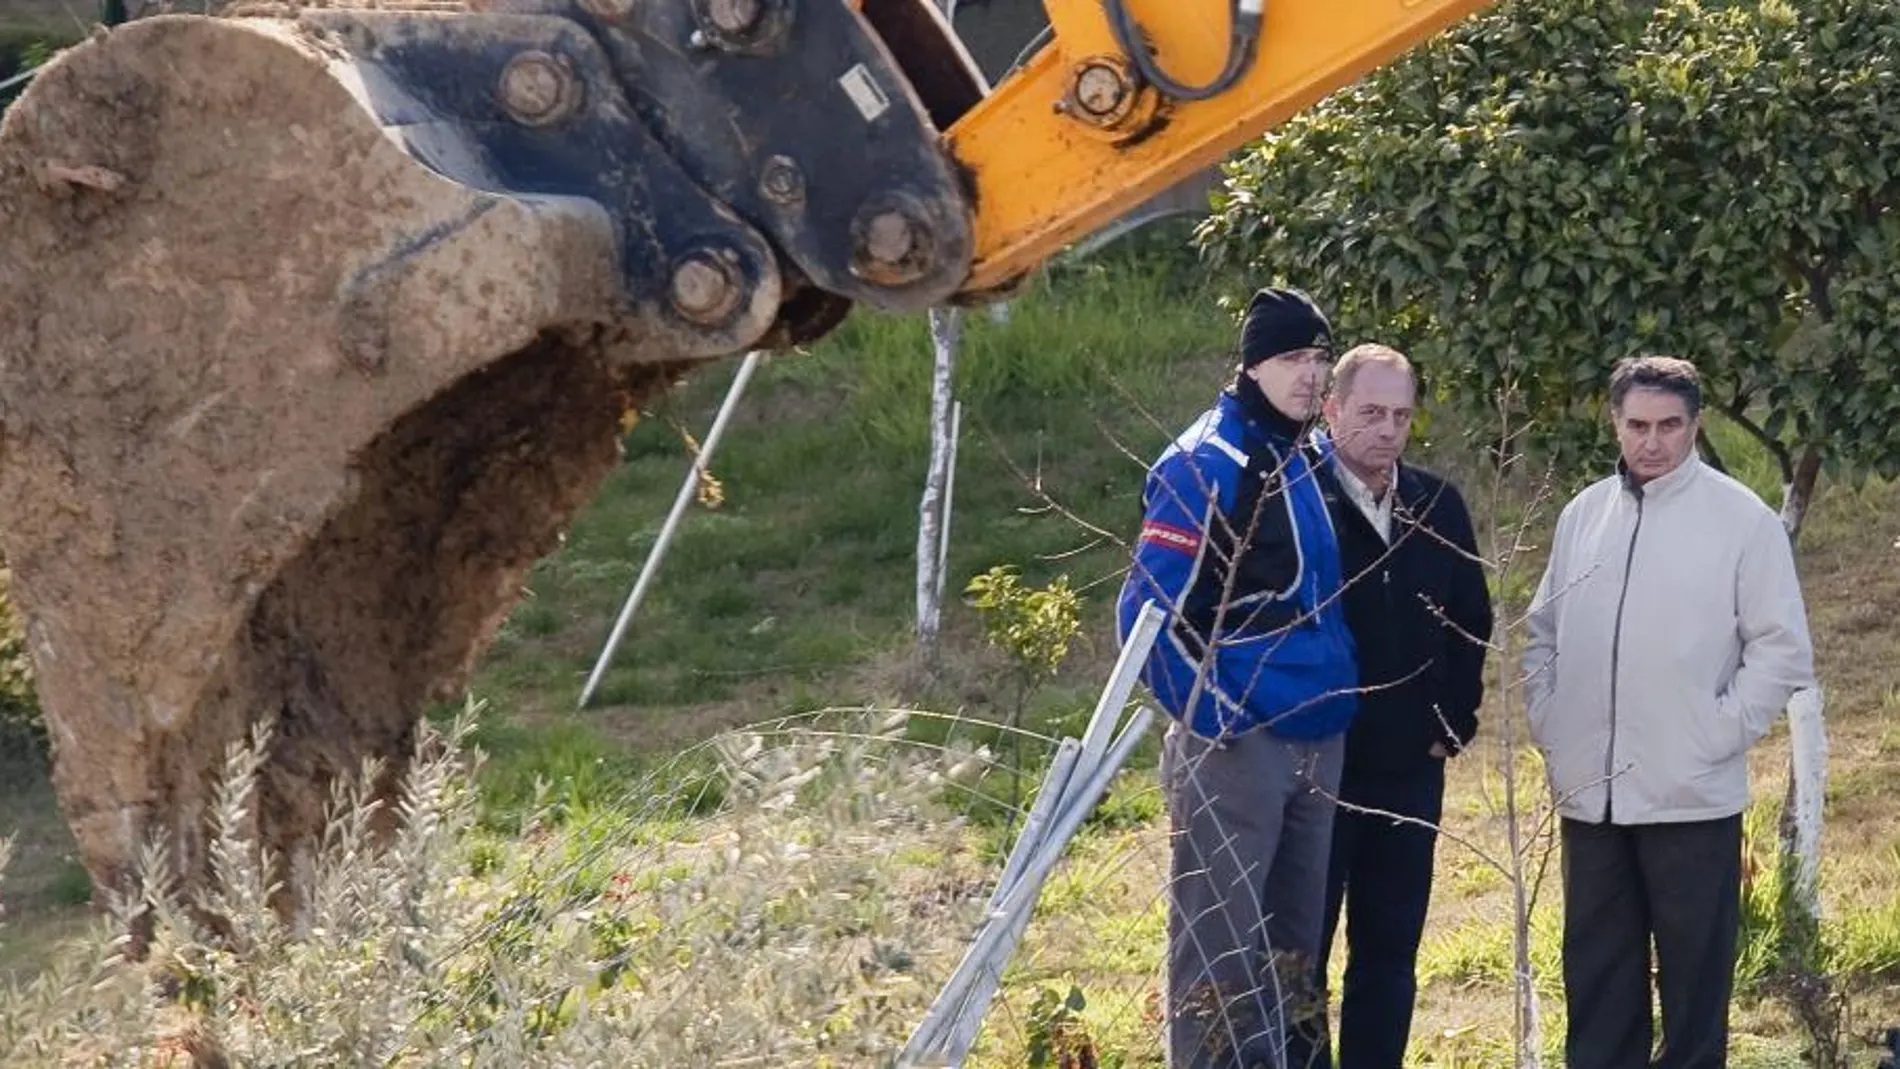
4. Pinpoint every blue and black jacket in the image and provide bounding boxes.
[1116,383,1358,740]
